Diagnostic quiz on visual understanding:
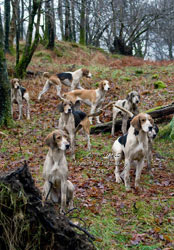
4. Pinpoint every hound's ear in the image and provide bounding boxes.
[131,115,141,131]
[82,68,89,76]
[126,93,131,101]
[74,100,81,110]
[99,81,104,90]
[57,102,64,112]
[10,79,14,87]
[45,132,55,147]
[63,128,69,138]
